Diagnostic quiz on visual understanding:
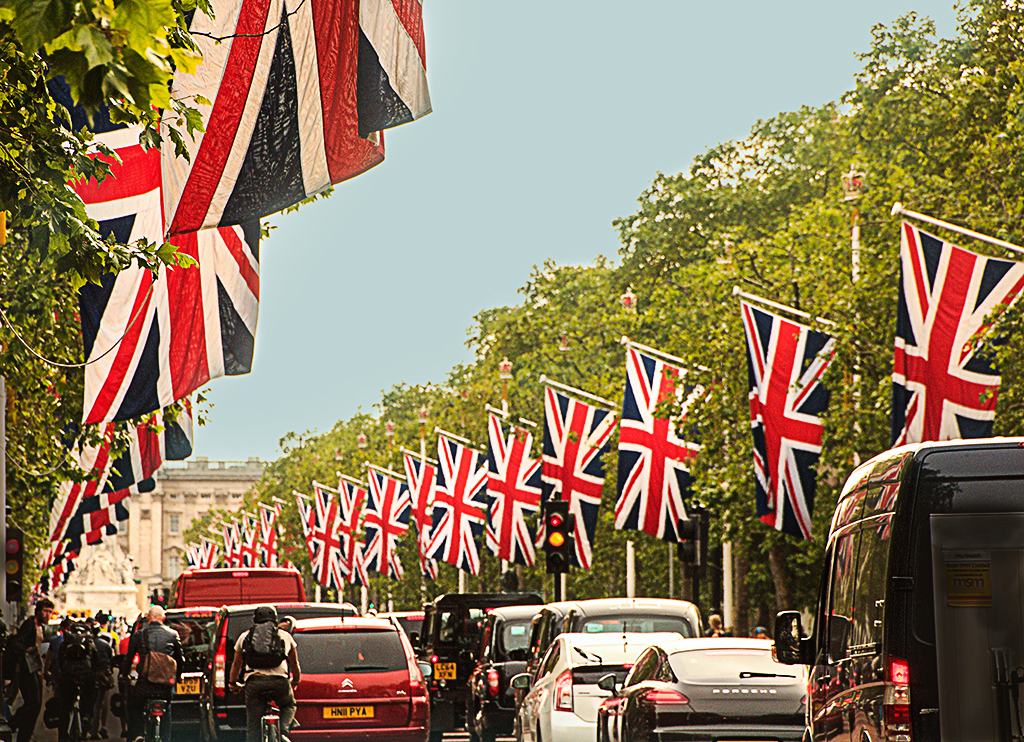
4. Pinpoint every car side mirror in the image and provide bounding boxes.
[417,661,432,679]
[773,610,814,665]
[596,672,618,696]
[510,672,533,690]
